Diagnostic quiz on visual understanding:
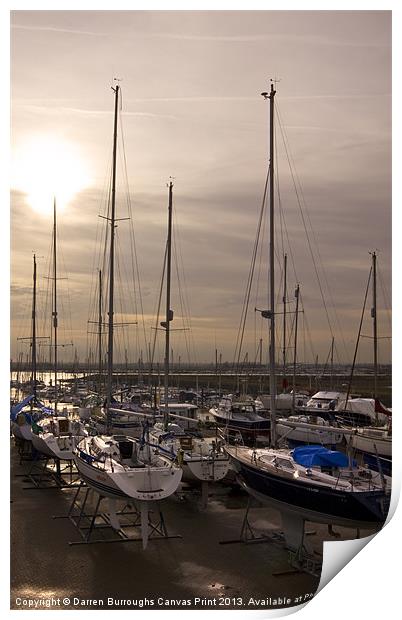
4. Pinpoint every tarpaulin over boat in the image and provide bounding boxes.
[10,395,35,419]
[292,445,353,468]
[337,398,390,423]
[10,396,53,421]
